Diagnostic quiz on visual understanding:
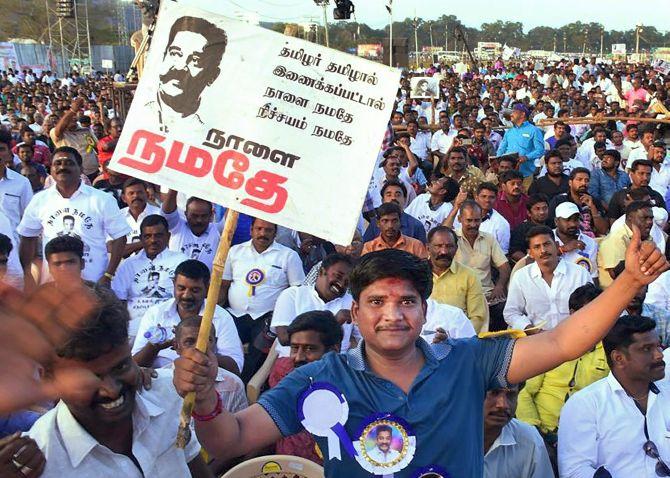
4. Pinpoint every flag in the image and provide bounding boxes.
[386,0,392,14]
